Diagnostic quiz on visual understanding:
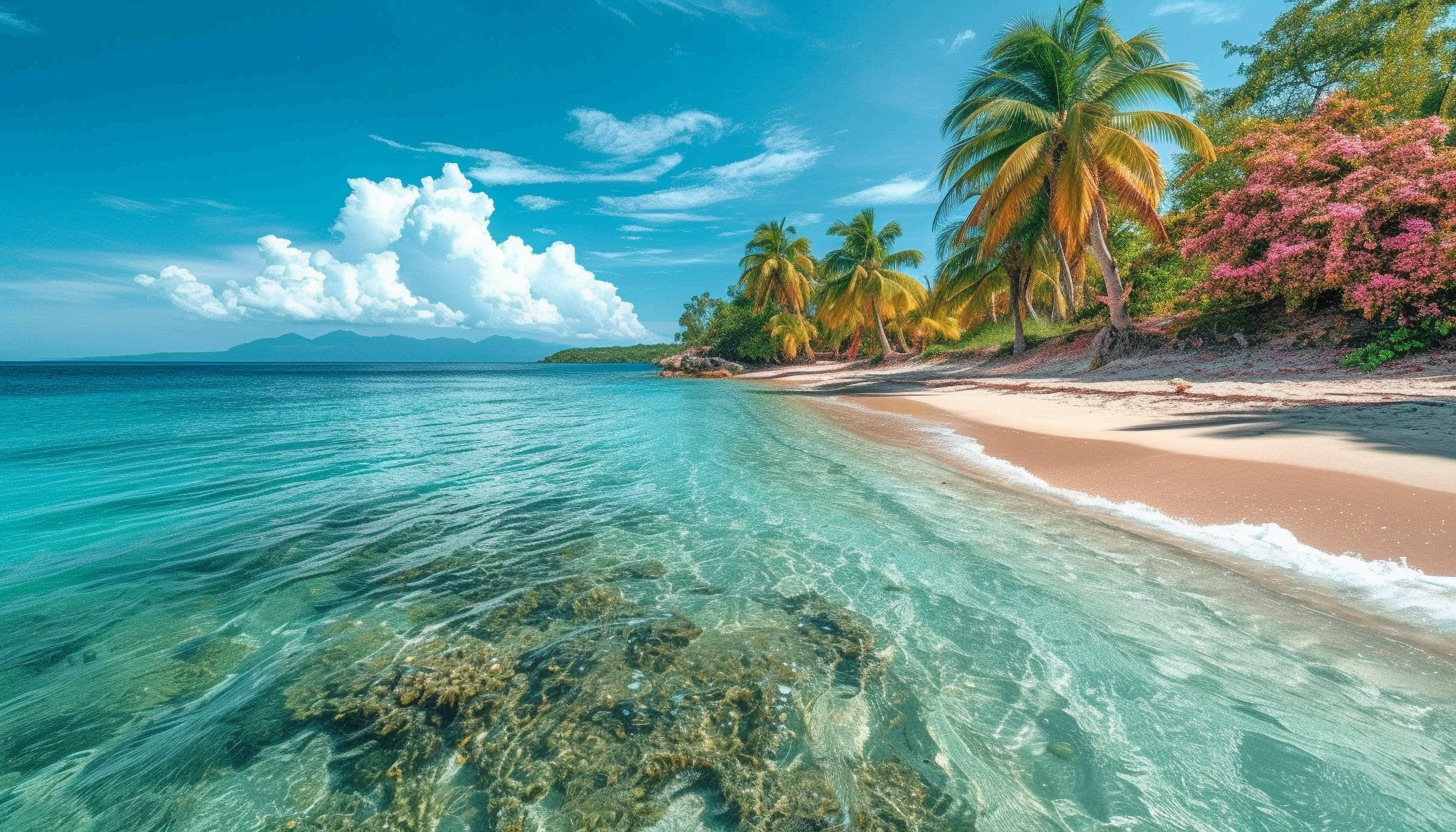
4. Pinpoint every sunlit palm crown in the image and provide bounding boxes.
[818,209,928,326]
[937,0,1216,261]
[738,219,816,314]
